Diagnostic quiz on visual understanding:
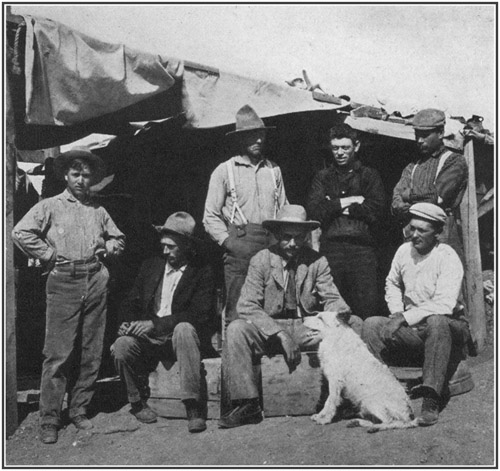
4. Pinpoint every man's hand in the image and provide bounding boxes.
[277,331,301,373]
[340,196,365,209]
[117,322,130,337]
[124,320,155,338]
[382,312,407,344]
